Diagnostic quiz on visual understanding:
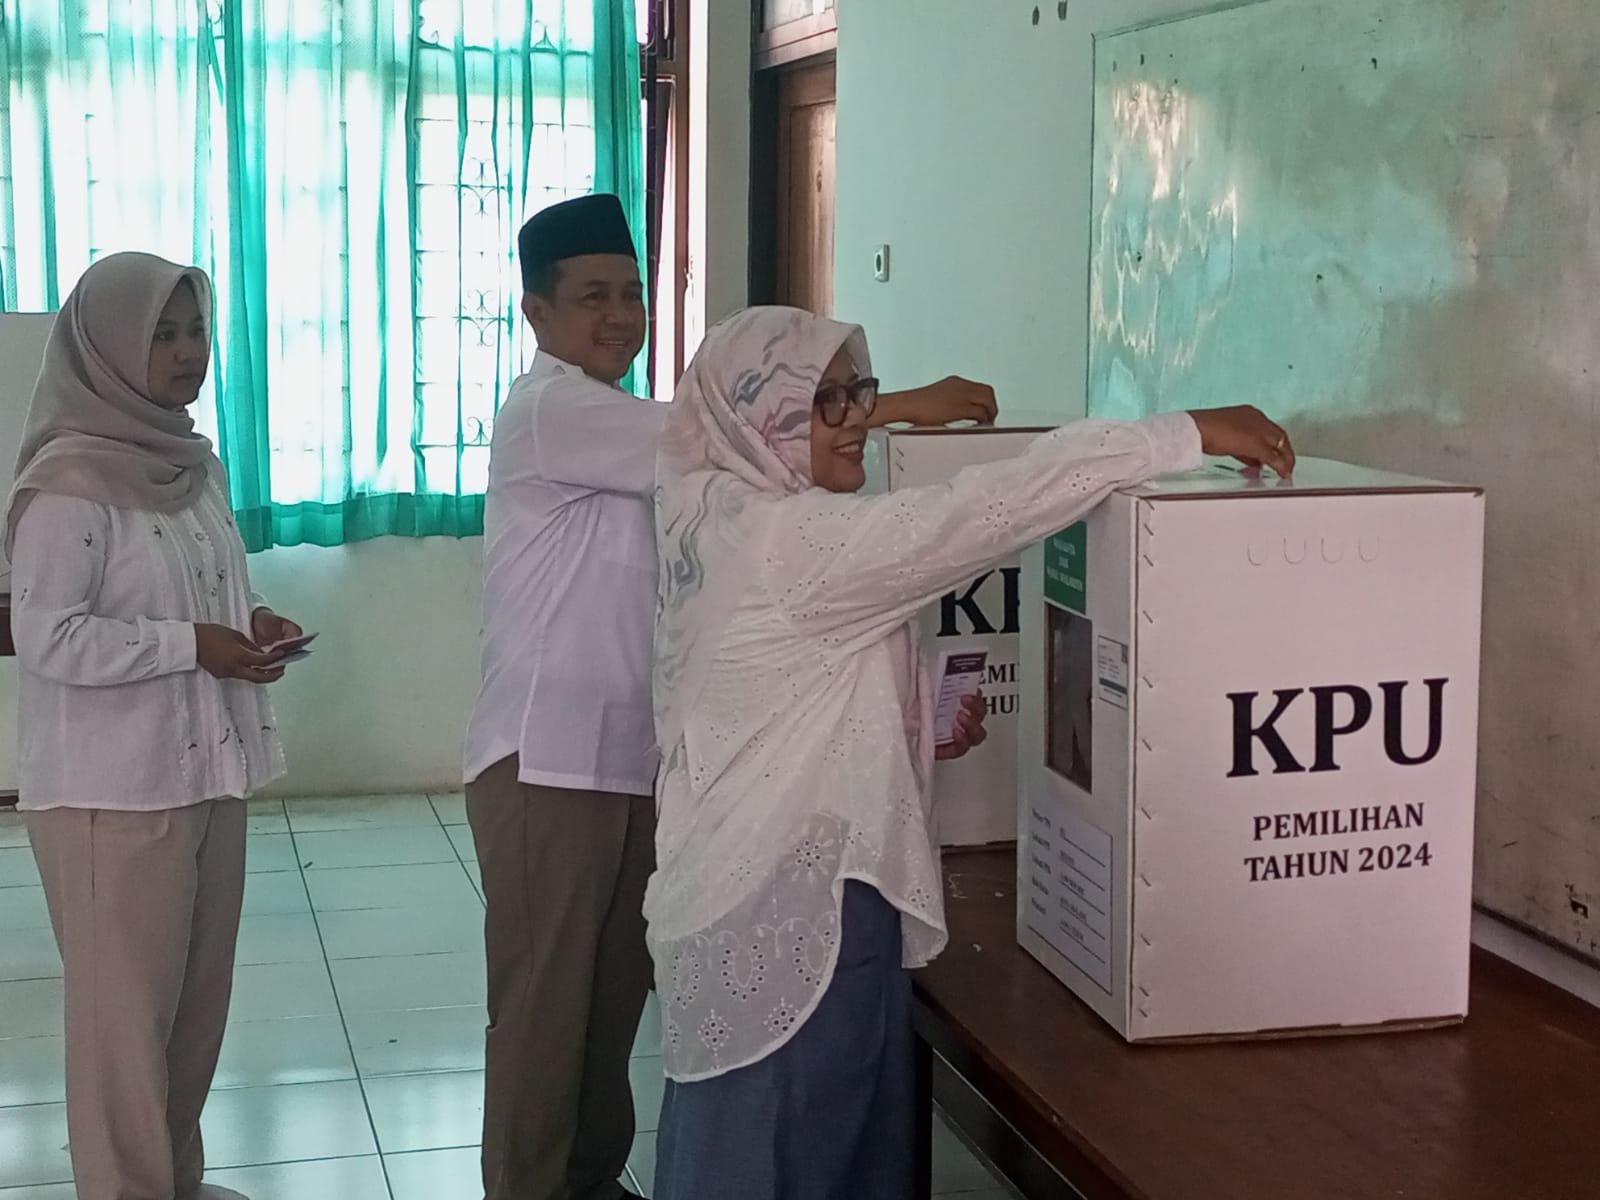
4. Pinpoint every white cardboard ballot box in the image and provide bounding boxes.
[865,427,1053,847]
[1016,458,1484,1041]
